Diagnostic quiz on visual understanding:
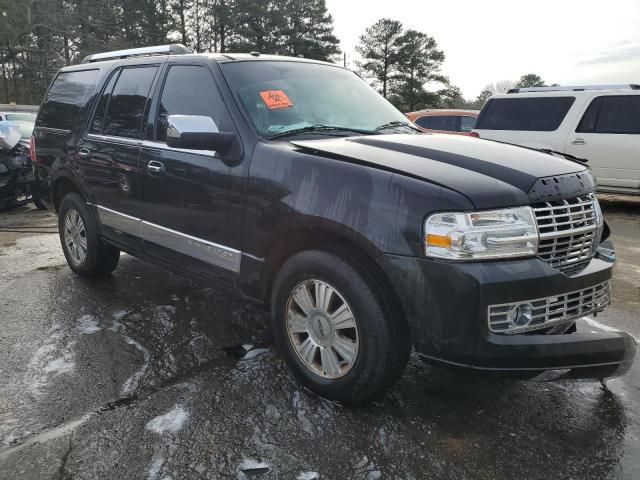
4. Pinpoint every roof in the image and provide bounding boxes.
[64,44,339,72]
[406,109,479,118]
